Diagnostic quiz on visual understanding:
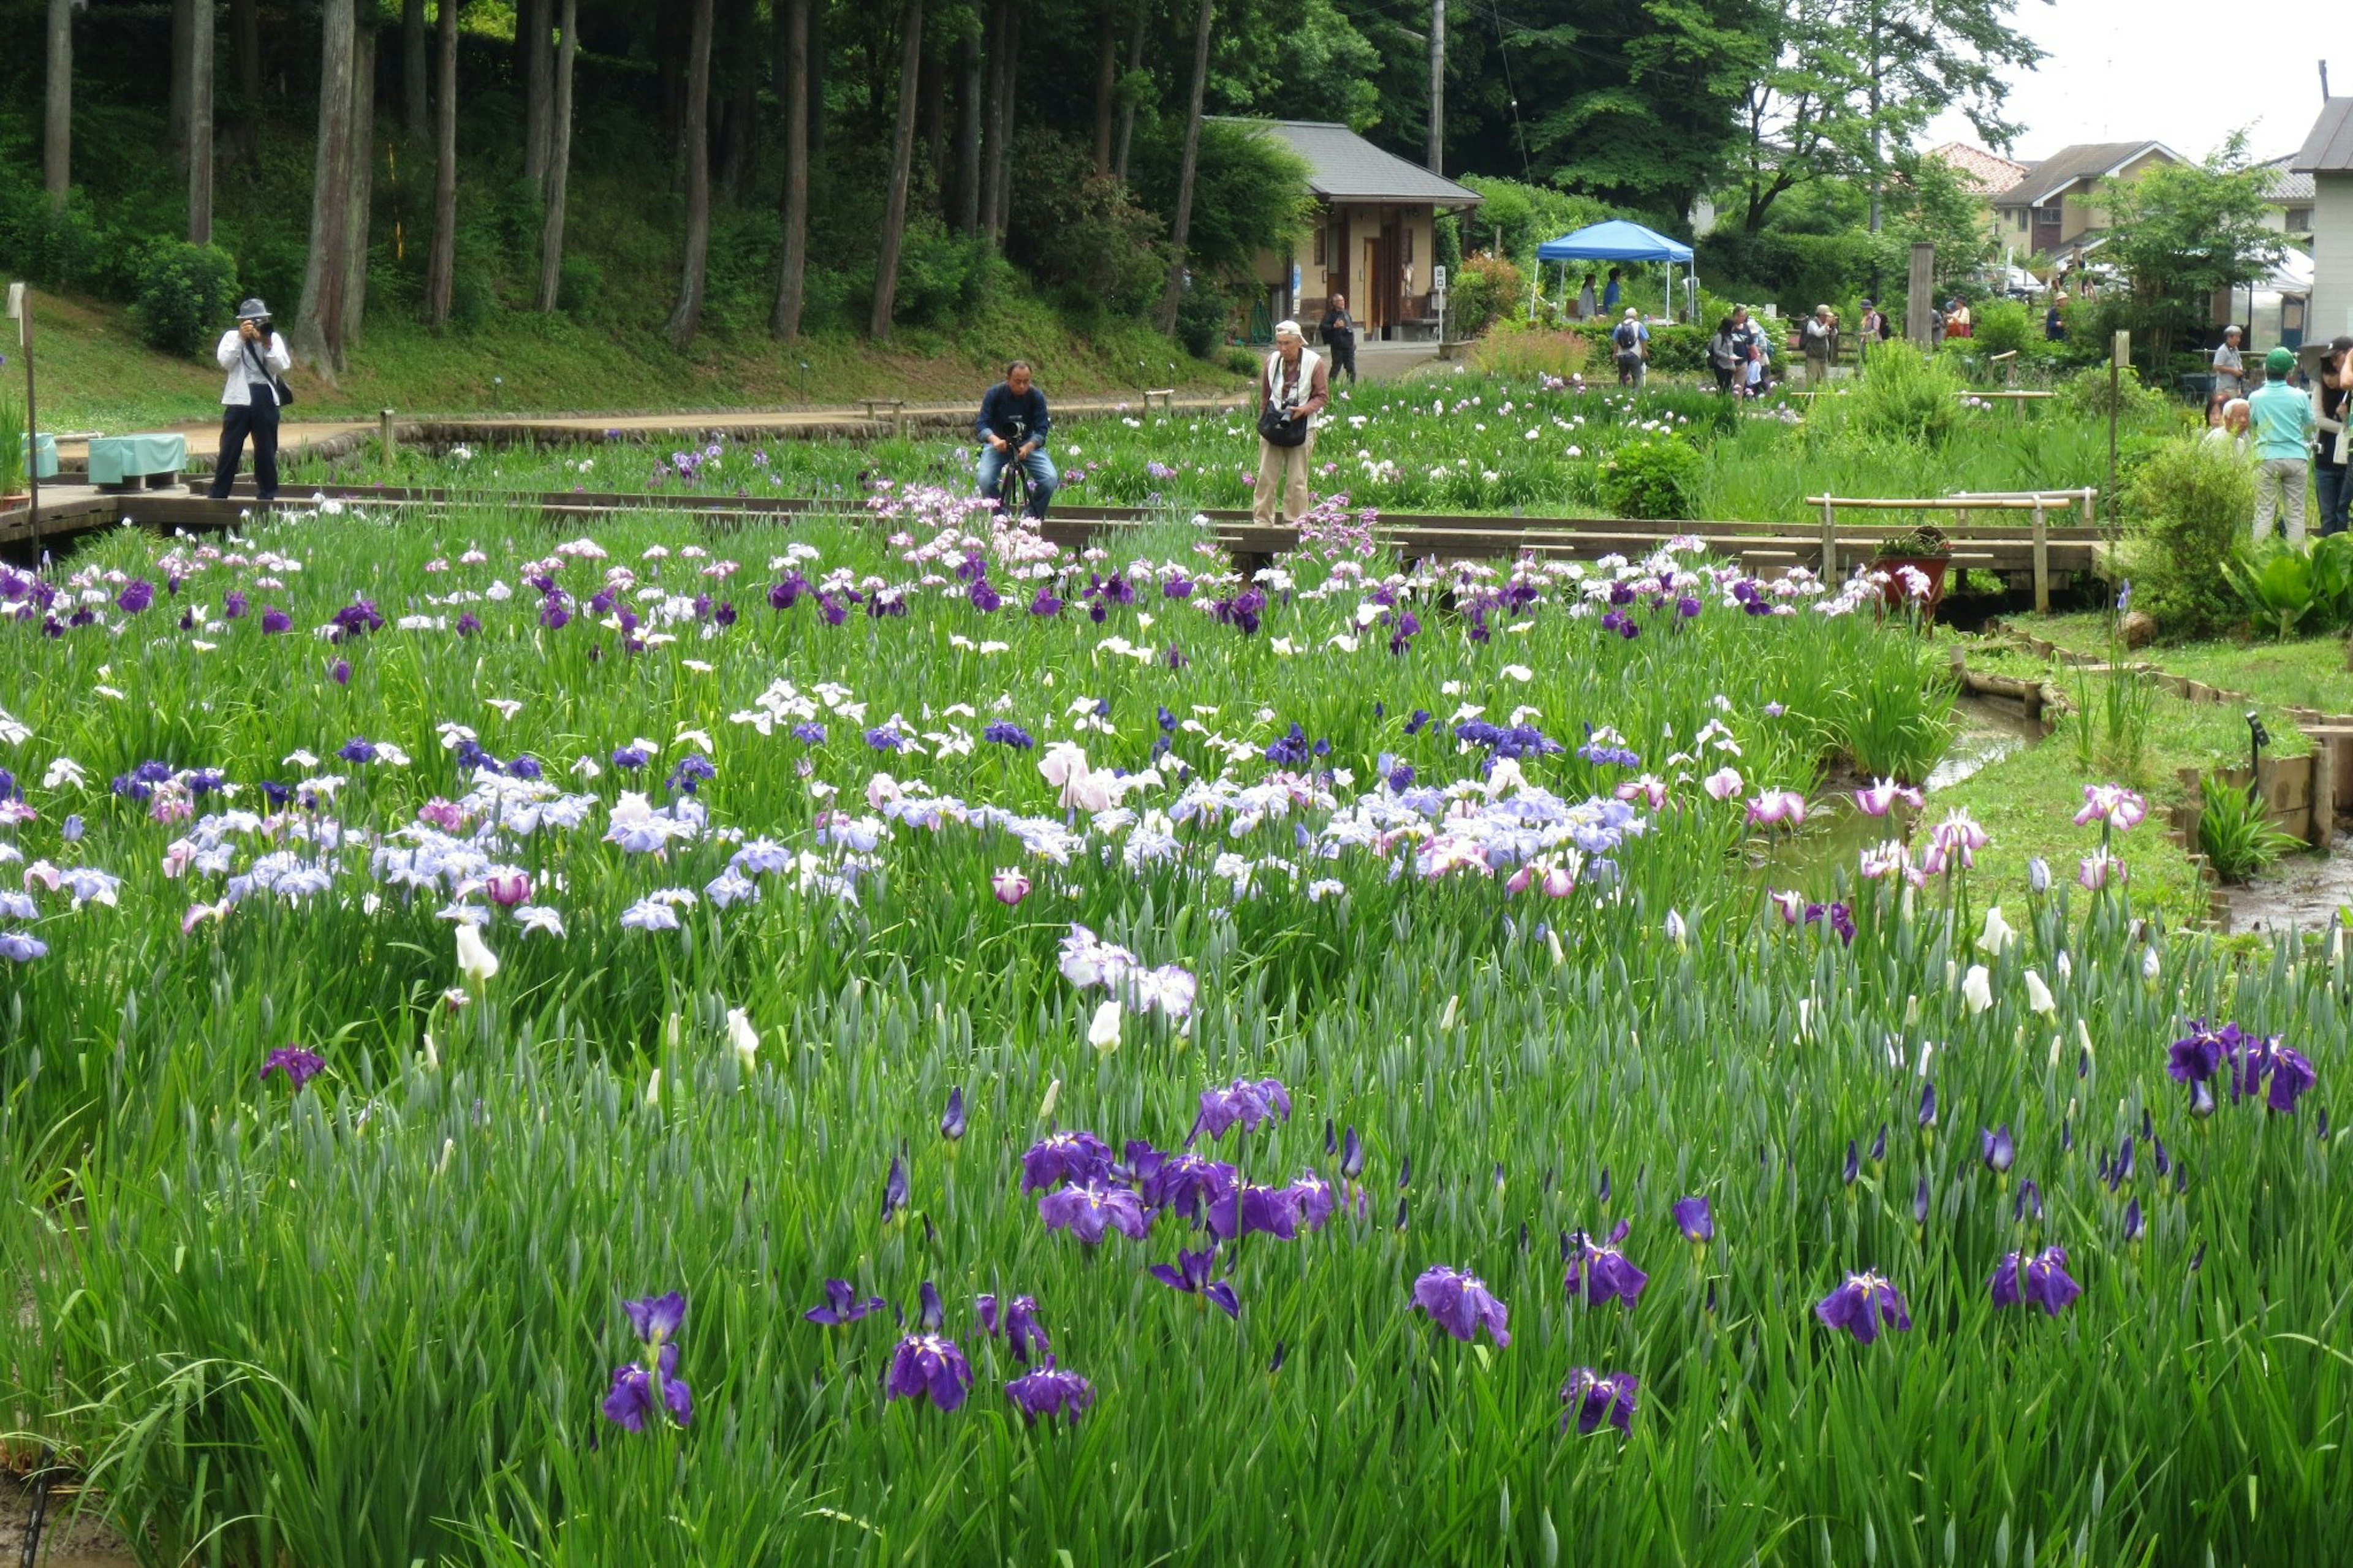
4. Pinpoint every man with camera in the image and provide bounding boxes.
[974,360,1058,521]
[208,298,292,502]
